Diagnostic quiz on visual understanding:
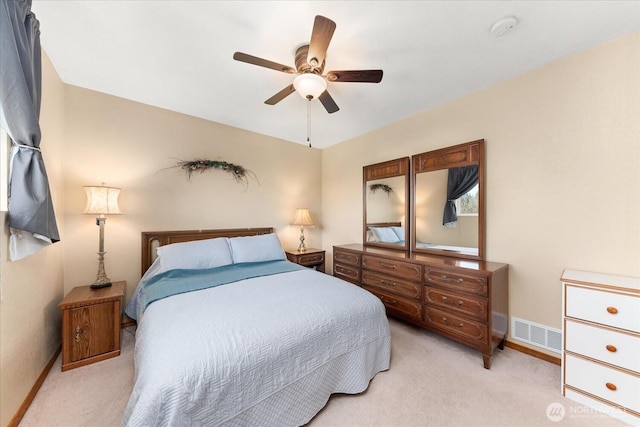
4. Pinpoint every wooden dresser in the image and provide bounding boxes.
[561,270,640,425]
[334,244,508,369]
